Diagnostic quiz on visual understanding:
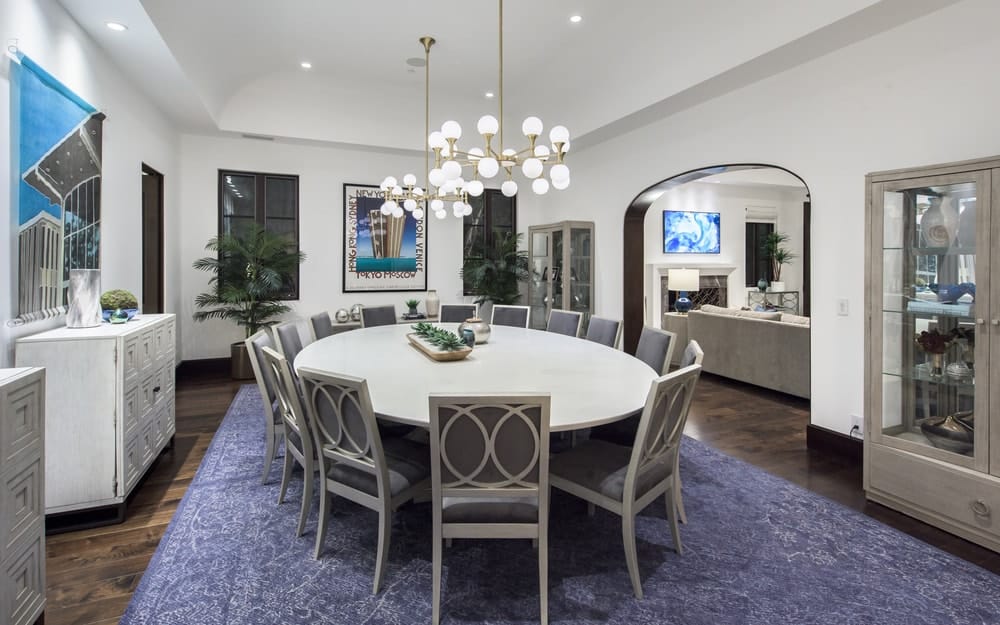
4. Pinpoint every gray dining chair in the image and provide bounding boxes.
[361,305,397,328]
[588,326,677,446]
[549,365,701,599]
[298,366,431,593]
[584,316,622,349]
[429,393,551,625]
[311,311,335,341]
[673,339,704,524]
[546,309,583,337]
[261,346,317,538]
[275,321,309,364]
[245,329,284,484]
[491,304,530,328]
[439,303,477,323]
[635,326,677,376]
